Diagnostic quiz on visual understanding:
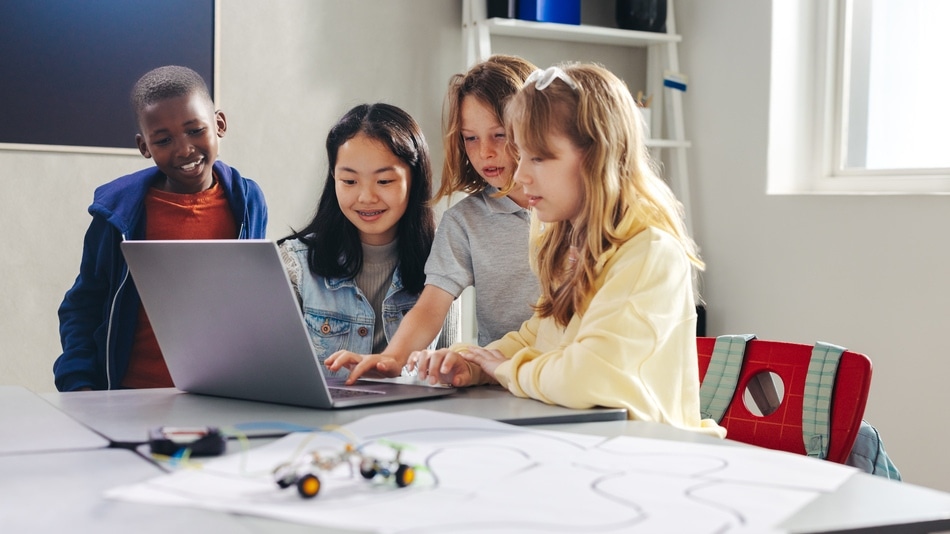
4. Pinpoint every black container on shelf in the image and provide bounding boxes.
[616,0,667,33]
[488,0,517,18]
